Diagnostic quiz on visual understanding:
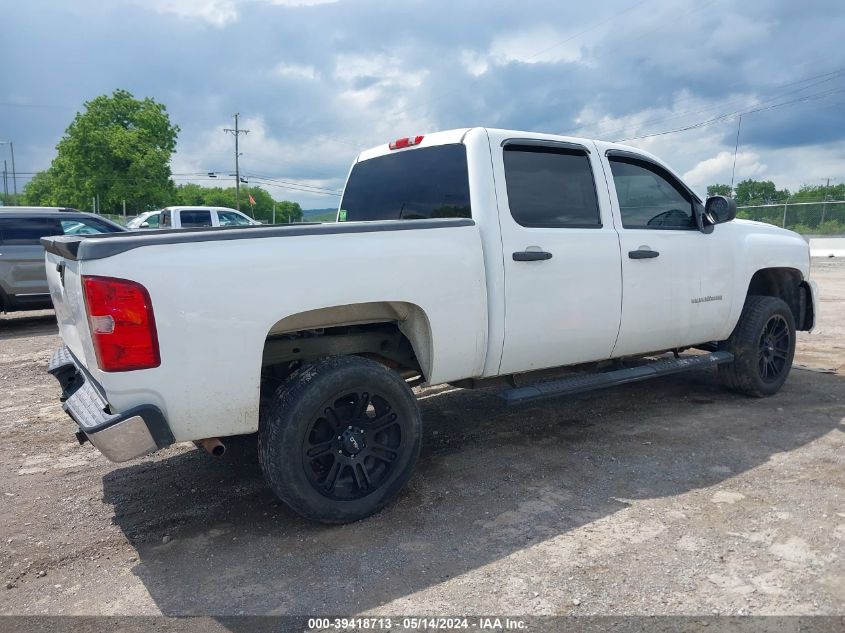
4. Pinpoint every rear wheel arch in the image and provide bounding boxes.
[259,301,433,383]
